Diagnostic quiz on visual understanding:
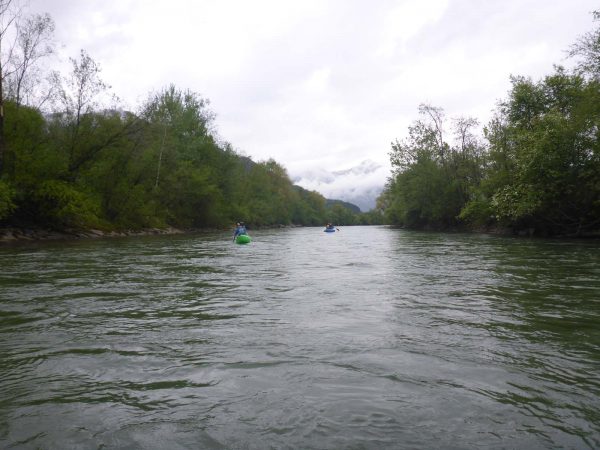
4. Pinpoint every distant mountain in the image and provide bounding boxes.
[325,199,361,213]
[291,159,387,211]
[293,185,361,212]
